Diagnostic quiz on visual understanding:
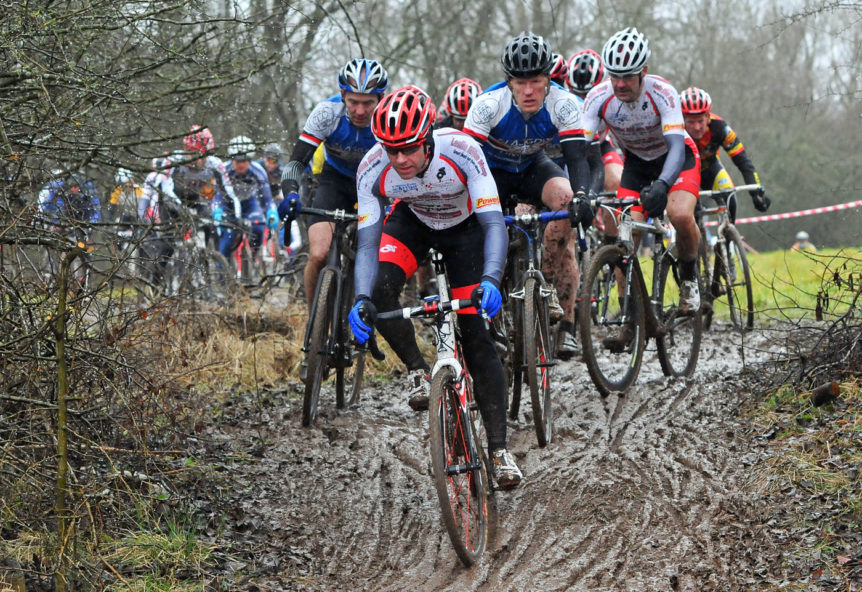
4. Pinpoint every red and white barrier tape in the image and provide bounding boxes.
[704,199,862,227]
